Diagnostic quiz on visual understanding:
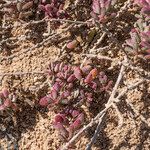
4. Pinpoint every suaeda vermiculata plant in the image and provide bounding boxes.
[0,88,18,113]
[125,0,150,59]
[39,62,112,141]
[3,0,68,20]
[91,0,117,23]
